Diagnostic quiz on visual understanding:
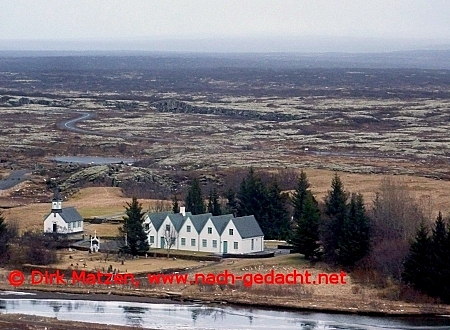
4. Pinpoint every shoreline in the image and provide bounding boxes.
[1,286,450,318]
